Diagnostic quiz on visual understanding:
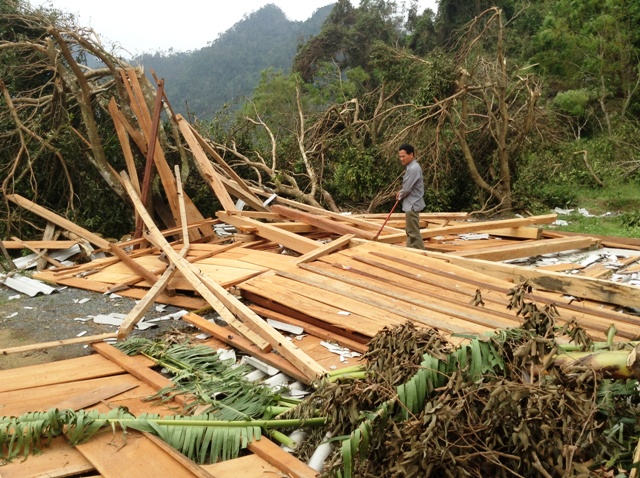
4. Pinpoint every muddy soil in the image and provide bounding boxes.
[0,282,201,370]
